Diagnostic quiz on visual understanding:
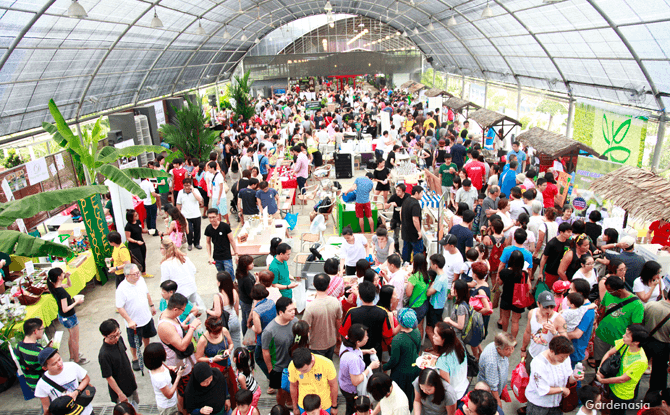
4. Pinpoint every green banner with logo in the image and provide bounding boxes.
[573,103,647,167]
[77,193,112,284]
